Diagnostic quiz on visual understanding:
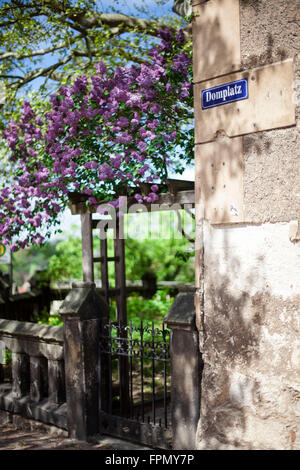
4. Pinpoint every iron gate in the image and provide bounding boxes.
[99,319,172,449]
